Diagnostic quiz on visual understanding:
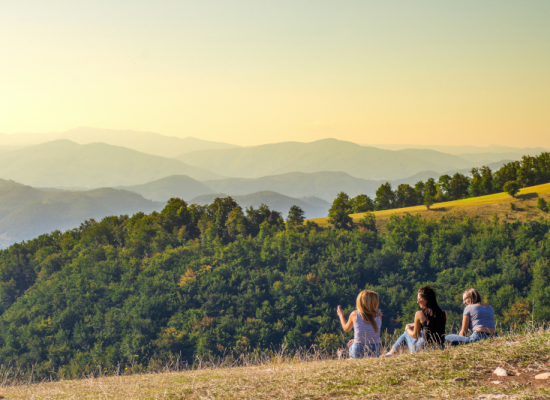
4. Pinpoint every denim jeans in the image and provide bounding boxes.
[349,342,381,358]
[392,331,426,354]
[445,331,497,346]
